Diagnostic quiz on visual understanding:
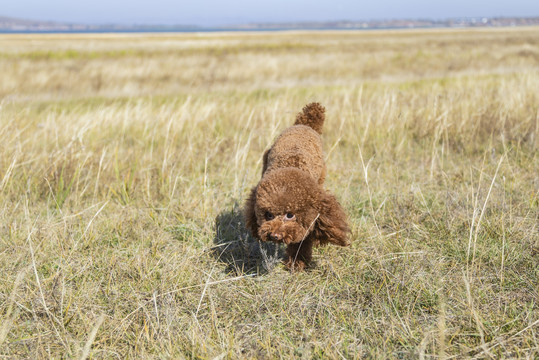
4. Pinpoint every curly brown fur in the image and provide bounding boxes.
[294,102,325,134]
[245,103,350,271]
